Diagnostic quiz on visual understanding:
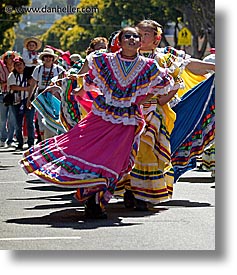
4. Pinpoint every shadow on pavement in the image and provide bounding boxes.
[4,176,213,229]
[5,196,212,230]
[4,205,167,230]
[0,148,16,153]
[26,179,46,184]
[178,176,215,183]
[8,192,75,202]
[25,185,77,192]
[8,192,81,210]
[0,165,15,170]
[158,200,212,207]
